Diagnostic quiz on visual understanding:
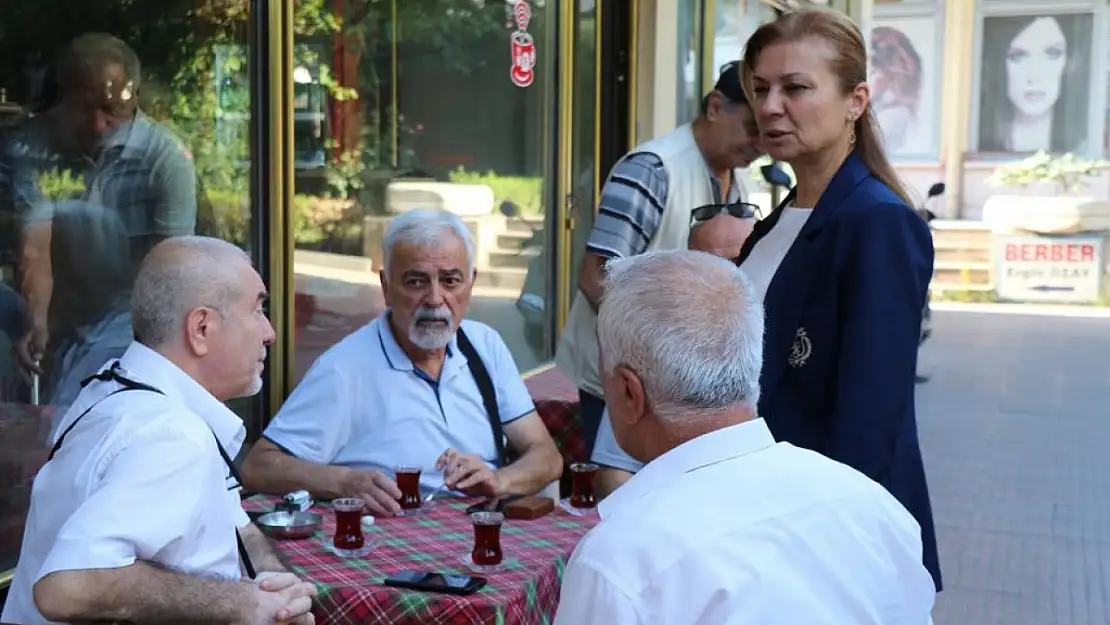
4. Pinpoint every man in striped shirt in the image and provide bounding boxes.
[556,61,762,461]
